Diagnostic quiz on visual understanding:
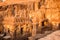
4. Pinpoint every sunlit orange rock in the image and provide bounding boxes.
[45,0,60,30]
[0,0,60,36]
